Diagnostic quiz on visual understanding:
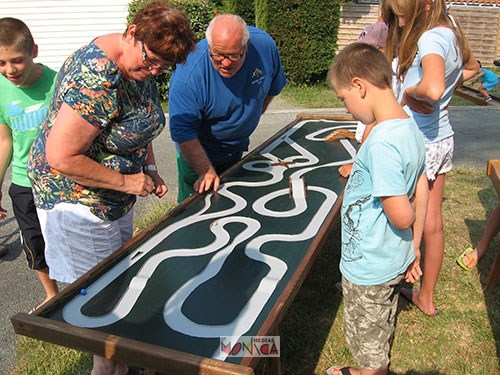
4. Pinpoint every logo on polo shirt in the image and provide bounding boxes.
[251,68,265,85]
